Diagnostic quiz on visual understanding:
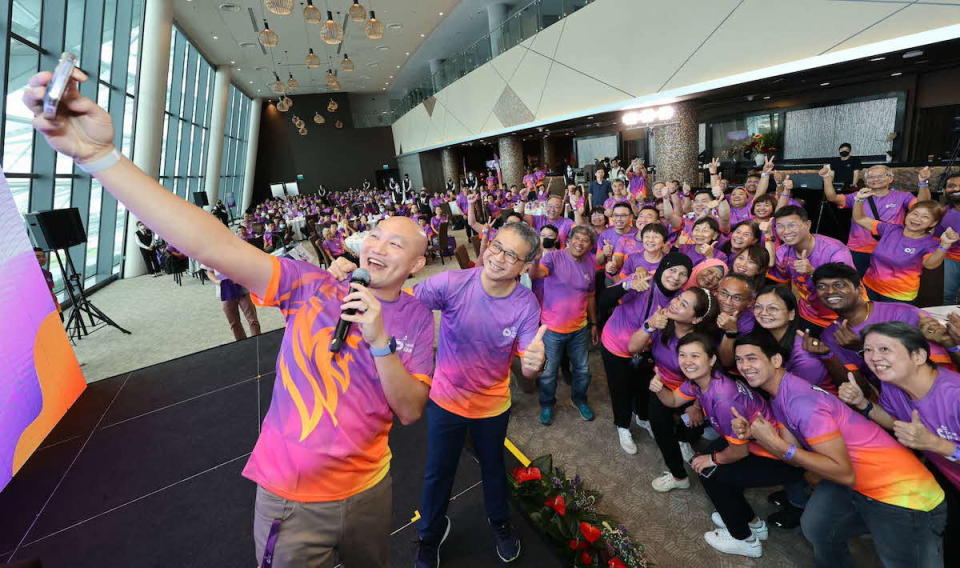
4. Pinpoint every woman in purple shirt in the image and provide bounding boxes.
[720,221,762,271]
[751,286,834,394]
[840,321,960,563]
[599,252,693,456]
[678,217,727,266]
